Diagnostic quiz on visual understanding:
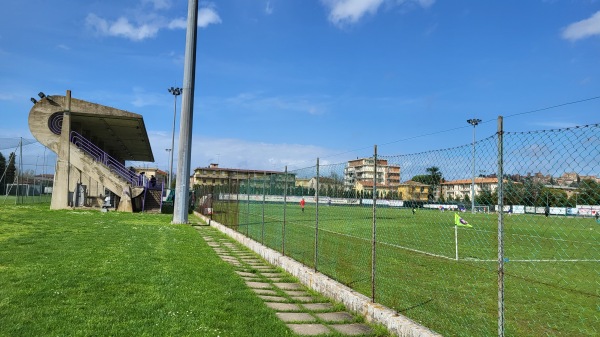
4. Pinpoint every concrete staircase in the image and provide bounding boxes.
[144,189,163,213]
